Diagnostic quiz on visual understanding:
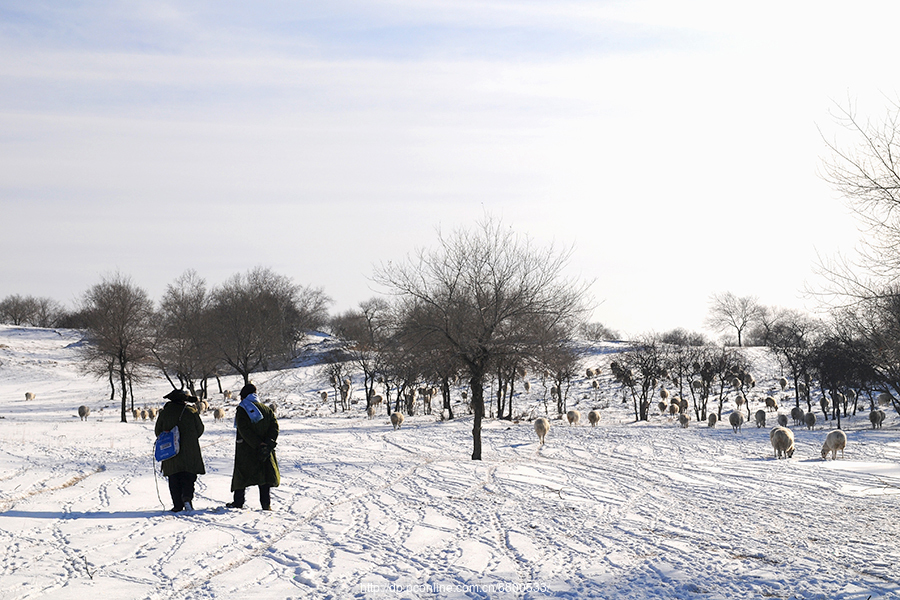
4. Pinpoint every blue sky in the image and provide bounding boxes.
[1,1,896,336]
